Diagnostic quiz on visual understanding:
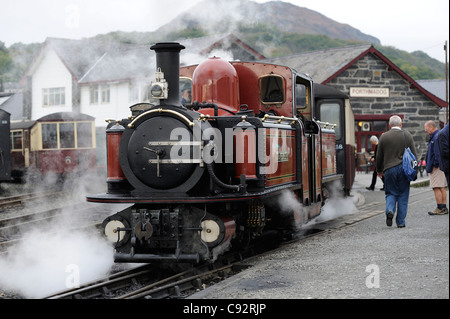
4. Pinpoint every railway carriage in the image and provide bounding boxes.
[0,109,11,182]
[88,42,355,263]
[10,112,97,181]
